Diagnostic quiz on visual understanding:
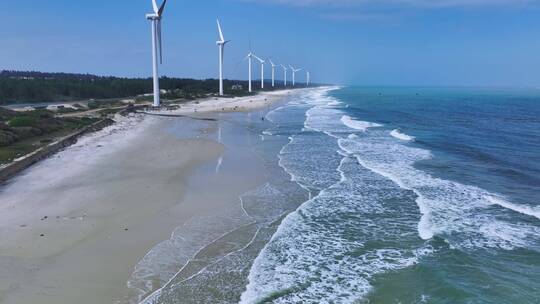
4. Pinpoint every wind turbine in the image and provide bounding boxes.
[306,70,310,86]
[253,54,265,89]
[146,0,168,107]
[245,52,254,92]
[216,19,230,96]
[290,65,302,87]
[269,59,276,87]
[280,64,288,87]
